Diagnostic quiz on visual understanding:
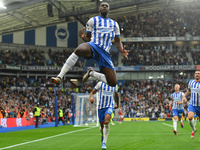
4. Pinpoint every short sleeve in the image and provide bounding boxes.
[94,82,102,91]
[115,22,120,37]
[86,18,94,33]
